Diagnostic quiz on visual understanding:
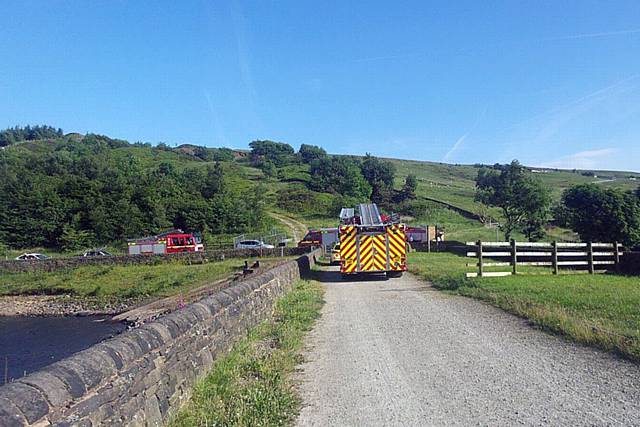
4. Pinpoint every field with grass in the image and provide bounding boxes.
[170,279,324,426]
[388,157,640,214]
[408,252,640,361]
[259,156,634,243]
[0,259,246,299]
